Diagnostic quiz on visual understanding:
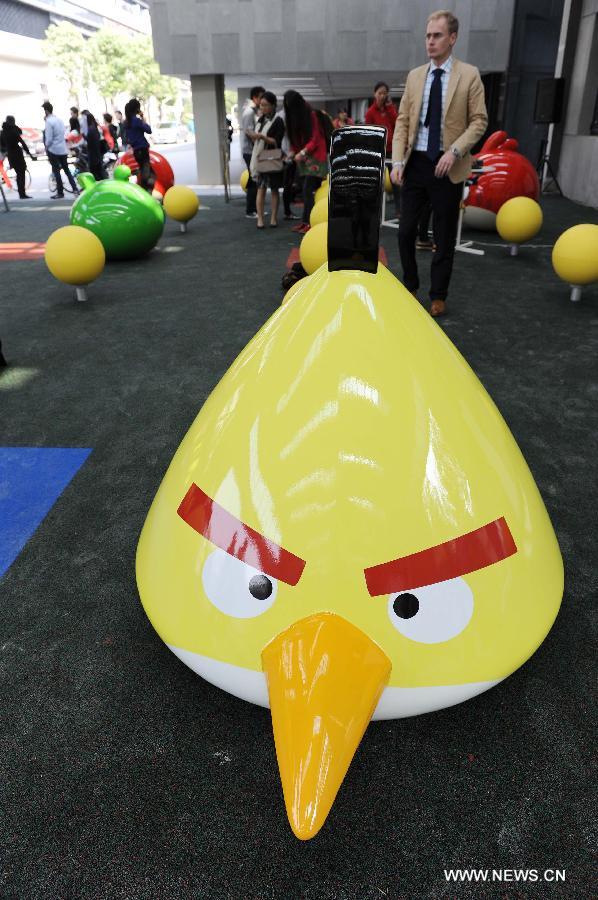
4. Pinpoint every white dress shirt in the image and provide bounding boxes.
[414,55,453,152]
